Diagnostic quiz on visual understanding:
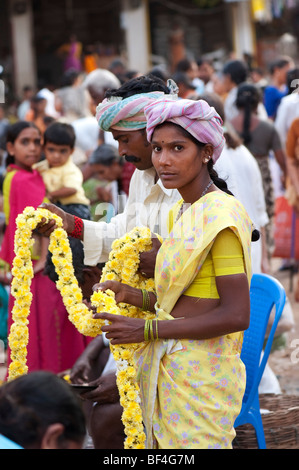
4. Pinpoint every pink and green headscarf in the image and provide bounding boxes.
[96,79,178,132]
[144,98,225,162]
